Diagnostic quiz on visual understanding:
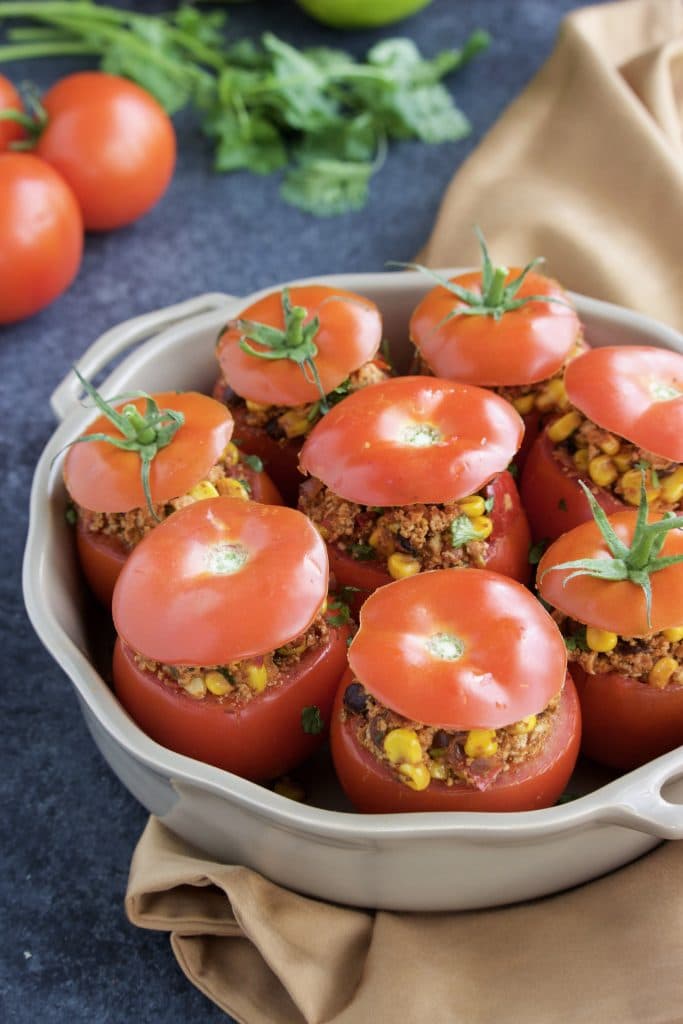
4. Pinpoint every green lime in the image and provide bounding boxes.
[296,0,433,29]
